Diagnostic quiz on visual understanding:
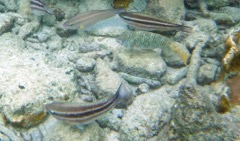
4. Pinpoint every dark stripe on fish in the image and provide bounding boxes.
[30,0,53,15]
[119,12,192,33]
[45,82,127,124]
[30,0,45,7]
[63,9,125,30]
